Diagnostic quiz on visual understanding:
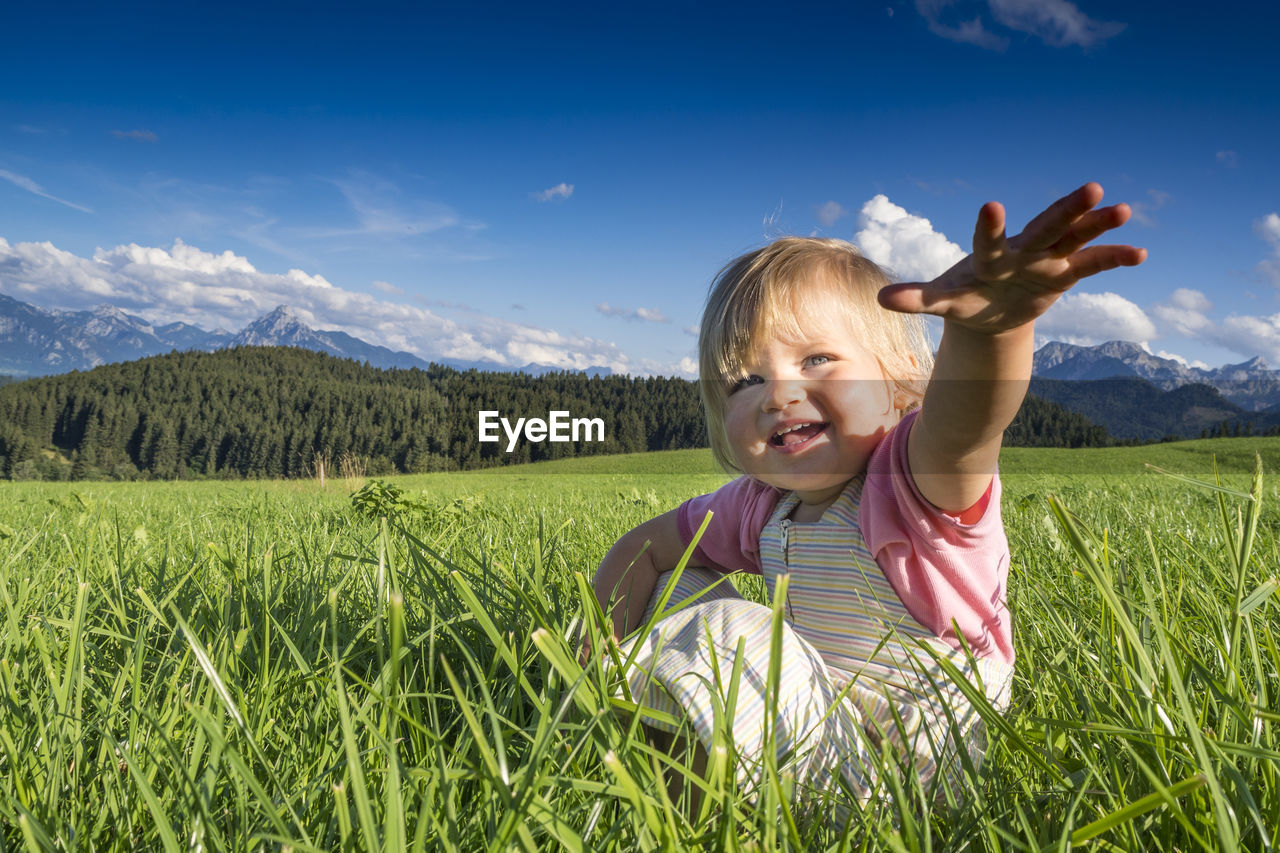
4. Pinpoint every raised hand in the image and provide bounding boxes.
[877,183,1146,334]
